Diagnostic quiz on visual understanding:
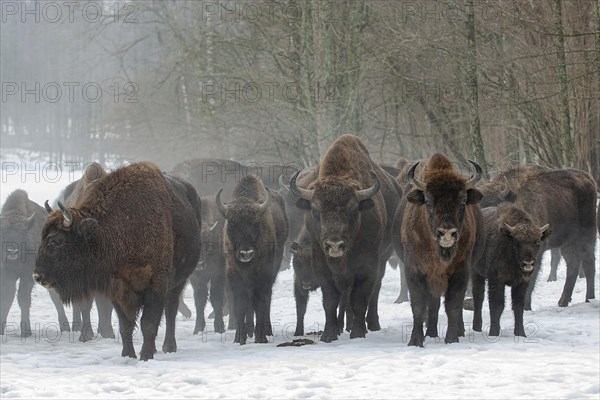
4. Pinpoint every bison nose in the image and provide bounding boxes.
[521,260,535,273]
[324,240,346,258]
[437,228,458,248]
[238,248,255,263]
[32,272,43,284]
